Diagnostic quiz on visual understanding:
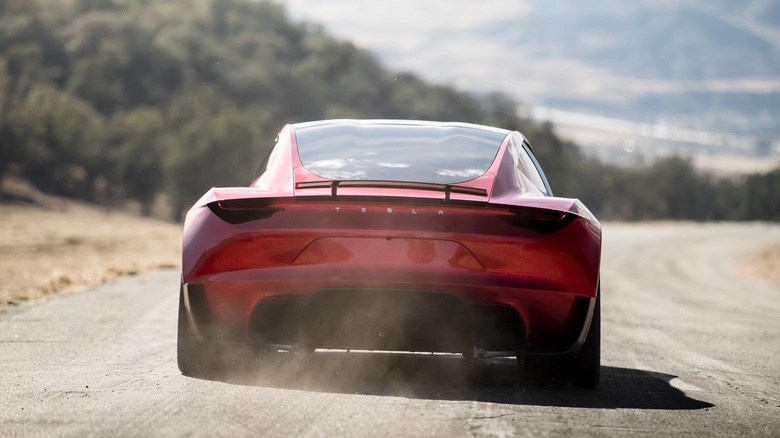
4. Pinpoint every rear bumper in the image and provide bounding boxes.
[181,273,597,357]
[181,196,601,357]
